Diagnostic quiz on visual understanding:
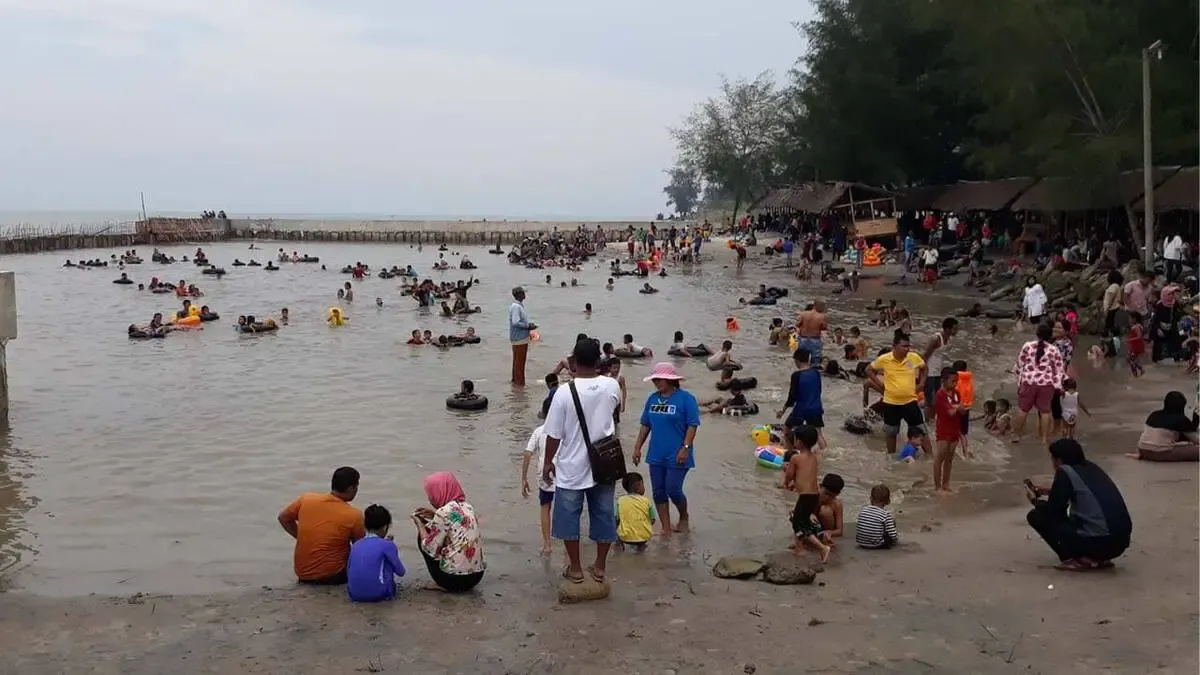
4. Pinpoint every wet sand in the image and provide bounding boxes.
[0,242,1197,672]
